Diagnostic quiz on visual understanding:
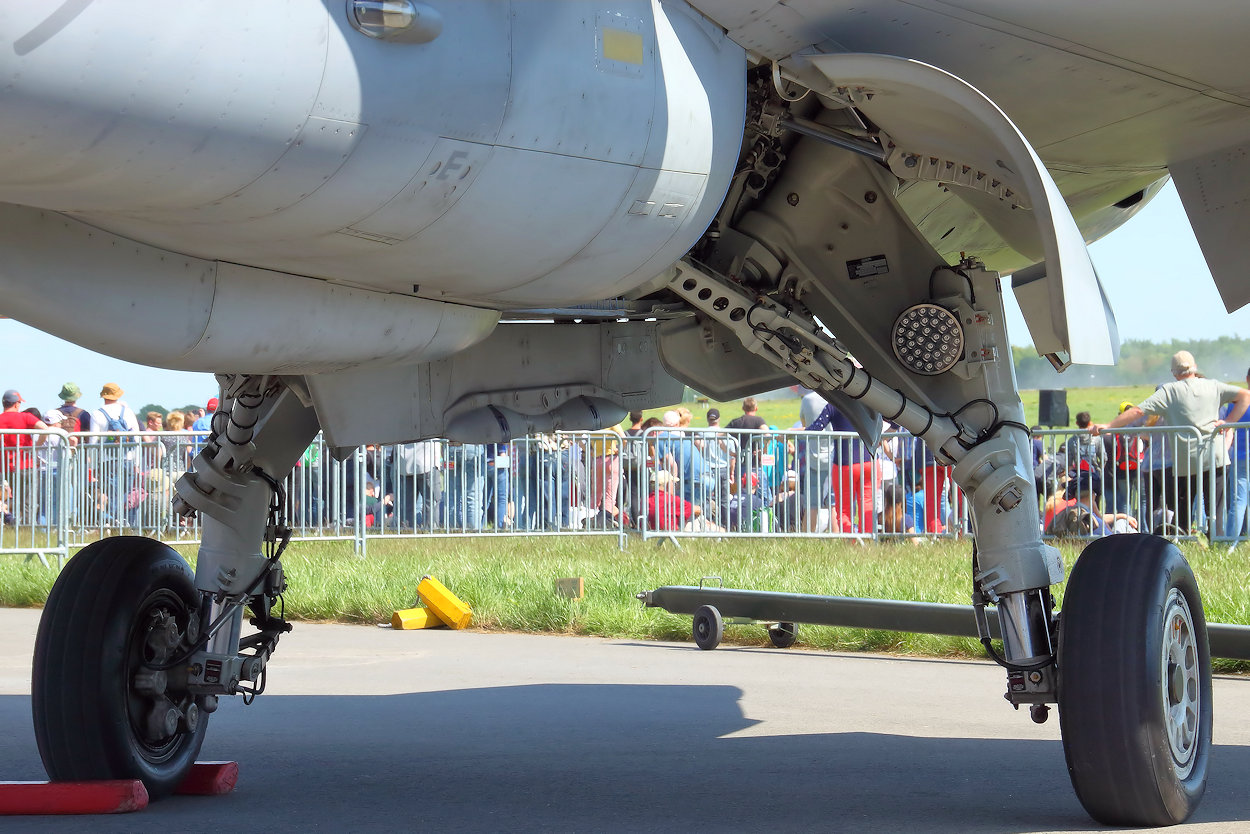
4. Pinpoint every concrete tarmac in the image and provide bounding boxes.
[2,606,1248,833]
